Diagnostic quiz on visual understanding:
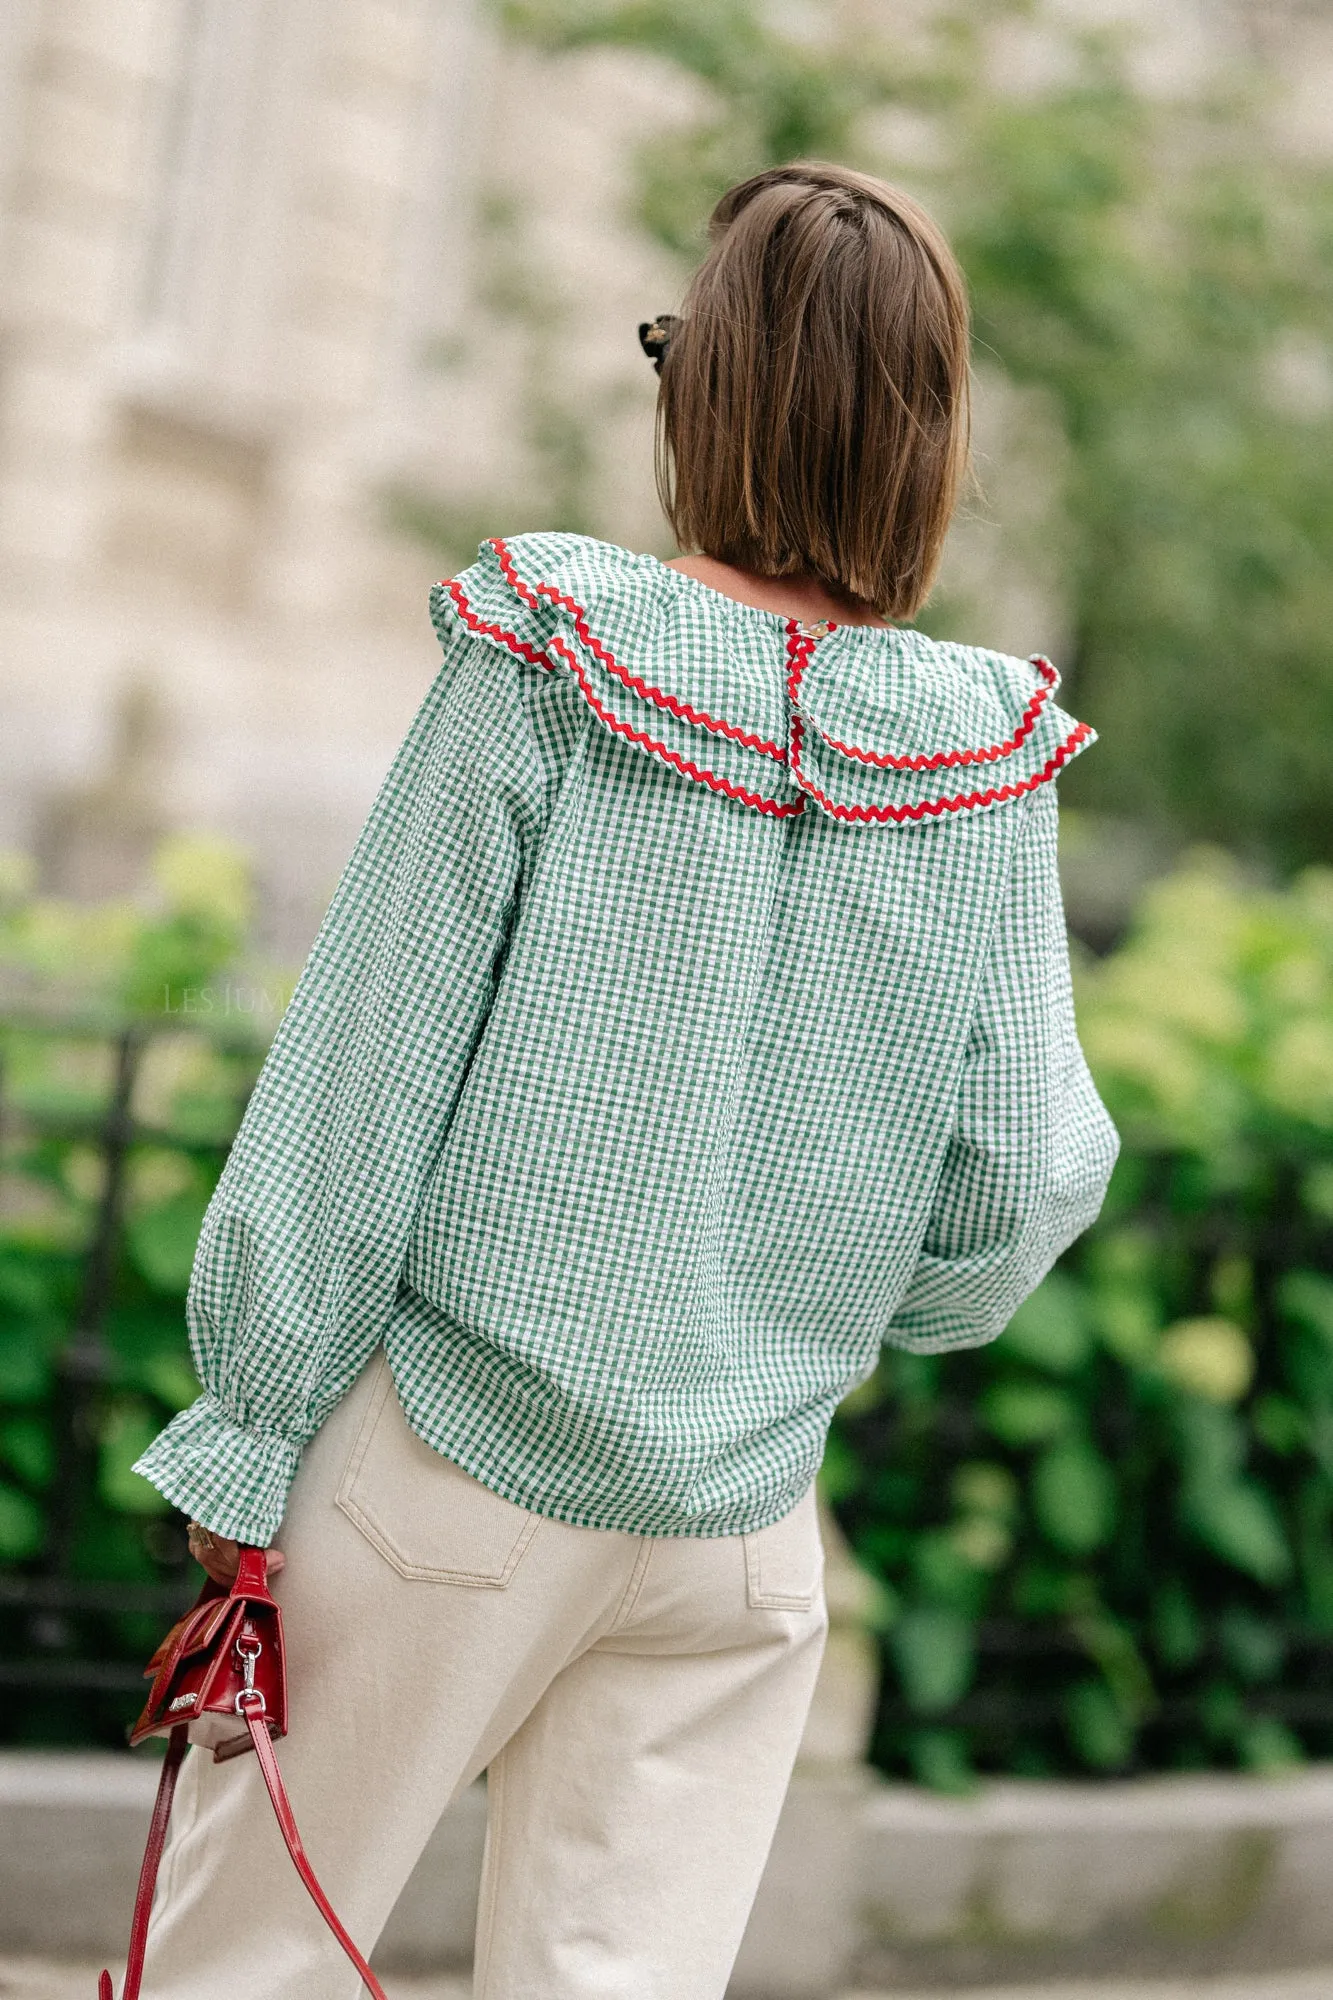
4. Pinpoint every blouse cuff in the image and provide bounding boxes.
[132,1394,303,1547]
